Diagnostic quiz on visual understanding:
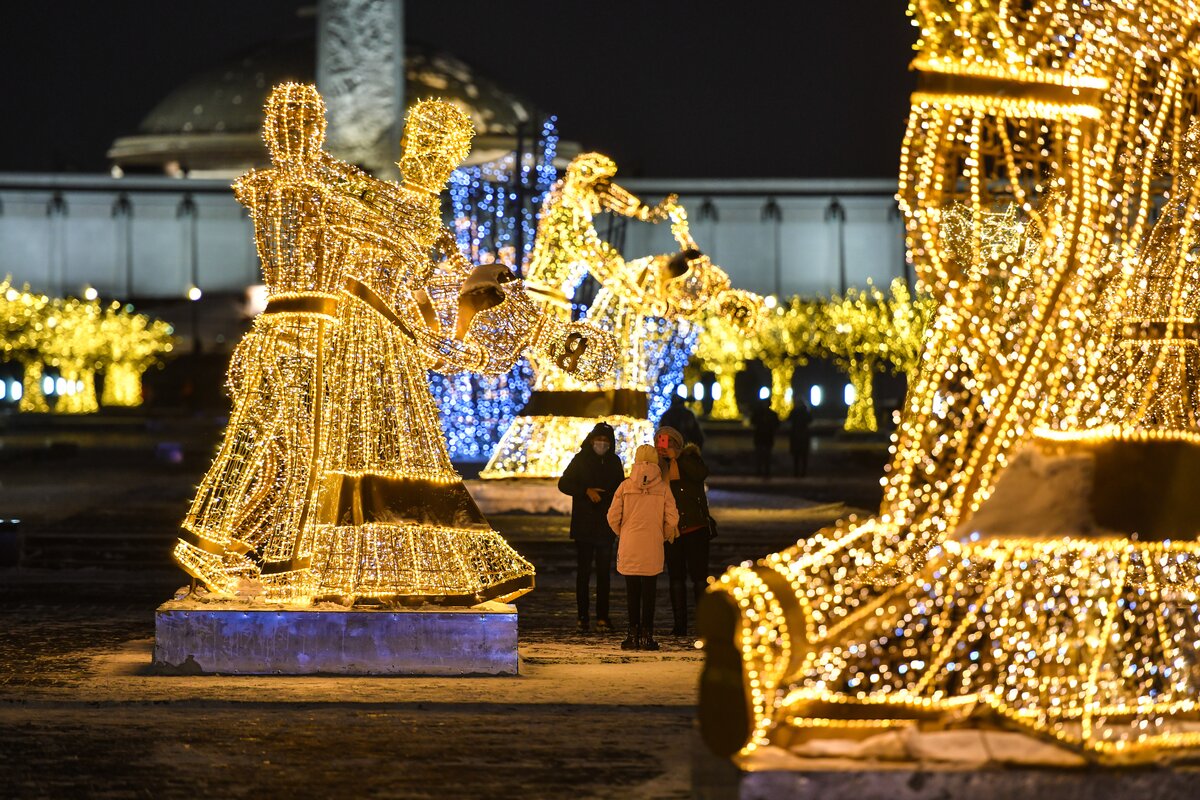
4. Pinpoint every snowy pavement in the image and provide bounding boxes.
[0,416,878,798]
